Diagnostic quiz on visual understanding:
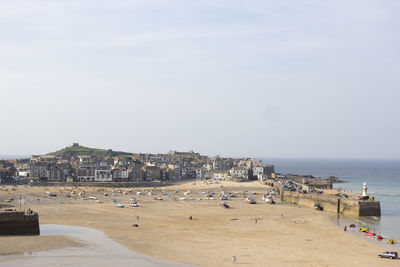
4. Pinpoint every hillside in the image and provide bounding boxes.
[46,145,132,158]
